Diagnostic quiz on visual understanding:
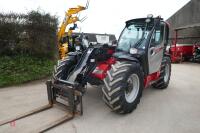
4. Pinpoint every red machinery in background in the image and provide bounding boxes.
[169,23,200,63]
[193,42,200,62]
